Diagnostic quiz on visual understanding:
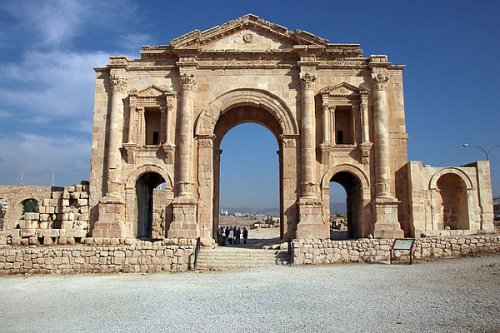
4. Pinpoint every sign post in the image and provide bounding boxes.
[390,238,416,264]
